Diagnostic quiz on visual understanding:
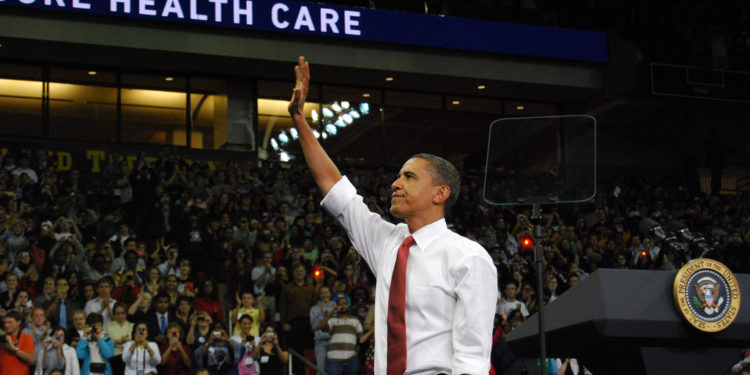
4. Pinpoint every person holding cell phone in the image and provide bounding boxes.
[33,326,80,375]
[252,323,288,375]
[159,323,191,375]
[122,322,160,375]
[200,321,234,375]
